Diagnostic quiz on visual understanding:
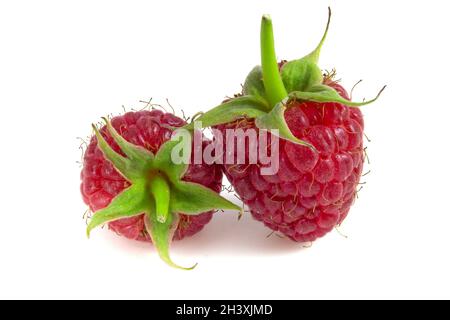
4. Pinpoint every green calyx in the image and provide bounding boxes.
[189,7,385,146]
[87,119,241,270]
